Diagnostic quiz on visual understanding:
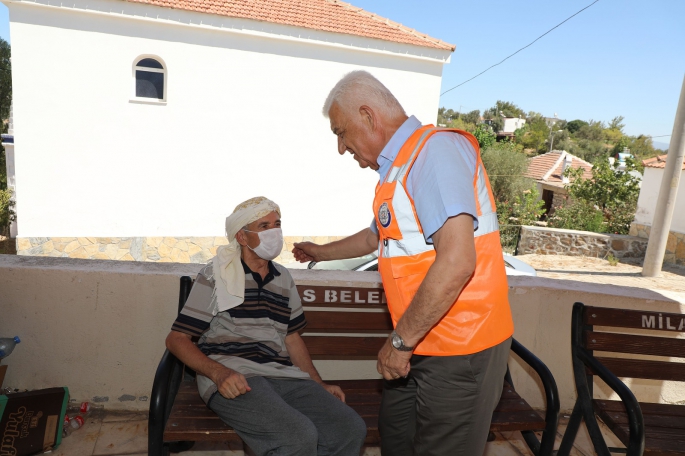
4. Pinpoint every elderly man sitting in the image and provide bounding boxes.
[165,196,367,456]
